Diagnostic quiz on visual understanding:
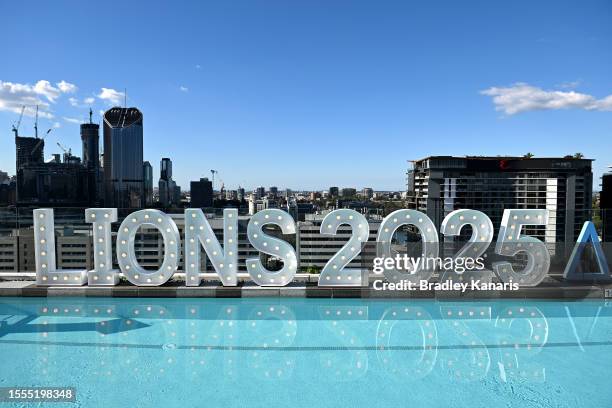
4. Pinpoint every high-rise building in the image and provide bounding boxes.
[103,107,144,208]
[0,171,9,184]
[15,129,96,207]
[341,187,357,197]
[329,186,339,197]
[601,168,612,242]
[287,197,315,222]
[362,187,374,199]
[190,177,213,208]
[80,110,100,204]
[160,157,172,180]
[143,161,153,207]
[158,157,180,207]
[158,178,177,207]
[255,186,266,199]
[237,187,246,201]
[248,196,279,215]
[16,159,95,207]
[80,110,99,169]
[0,177,16,206]
[269,186,278,198]
[15,136,44,169]
[174,185,182,205]
[309,191,320,201]
[225,190,238,200]
[406,156,593,243]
